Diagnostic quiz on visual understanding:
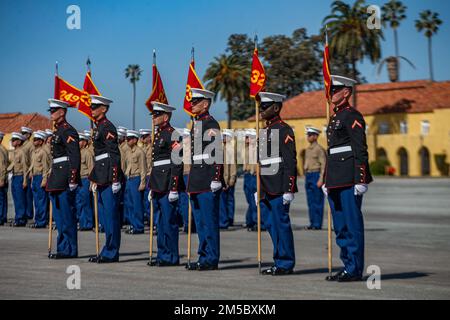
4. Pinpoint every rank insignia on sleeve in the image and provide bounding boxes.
[66,136,75,143]
[352,120,363,129]
[284,135,294,144]
[106,132,115,140]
